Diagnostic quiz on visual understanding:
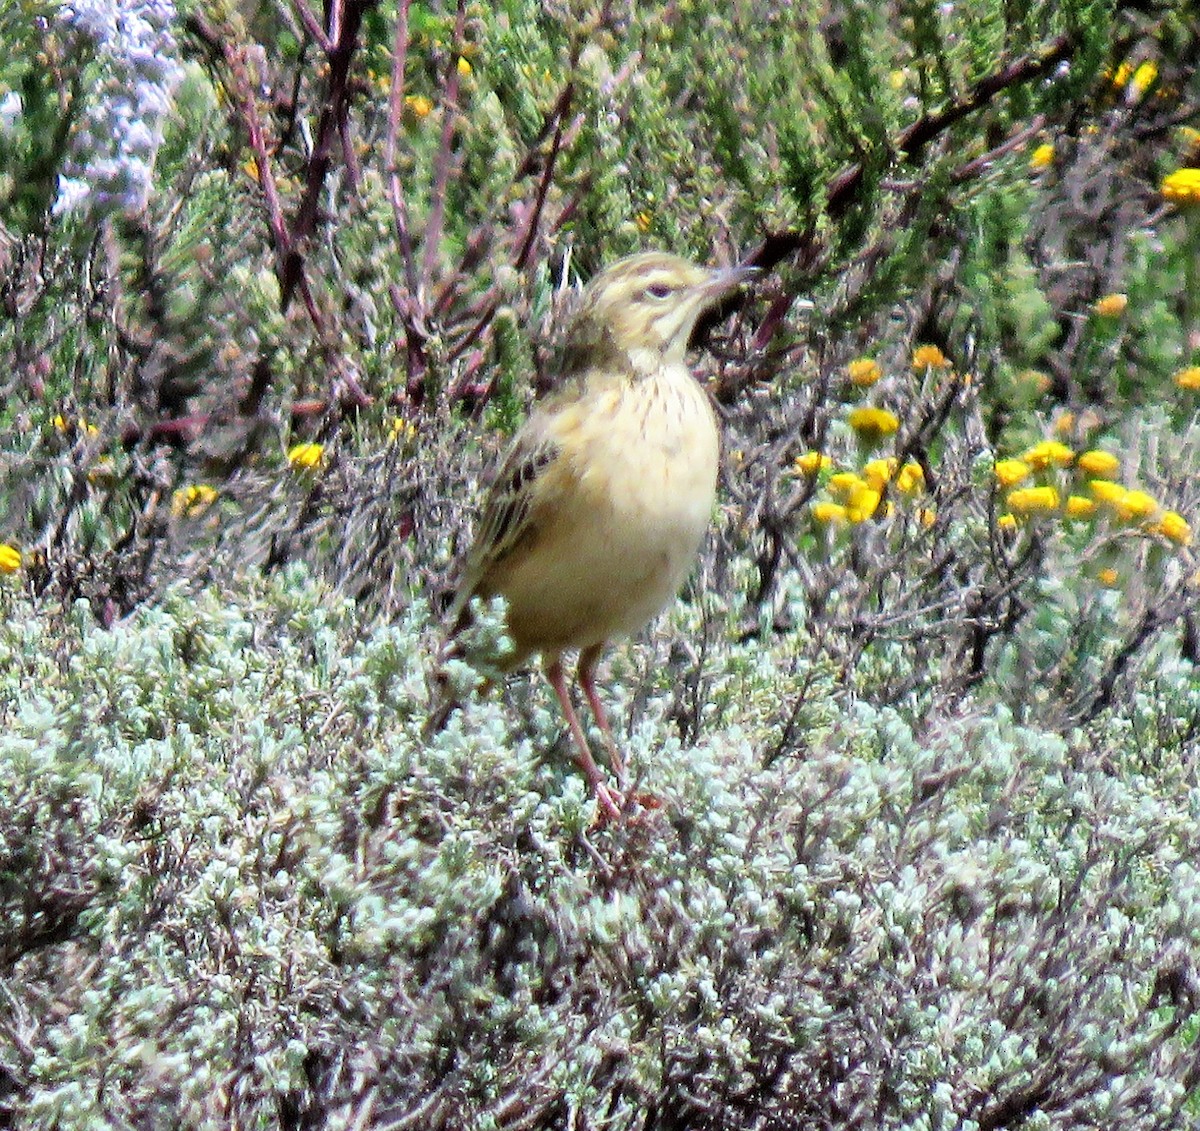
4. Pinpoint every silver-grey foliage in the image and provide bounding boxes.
[1,566,1198,1129]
